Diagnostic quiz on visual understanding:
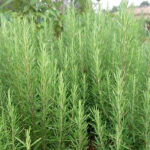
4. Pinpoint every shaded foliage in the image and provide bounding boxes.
[140,1,150,7]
